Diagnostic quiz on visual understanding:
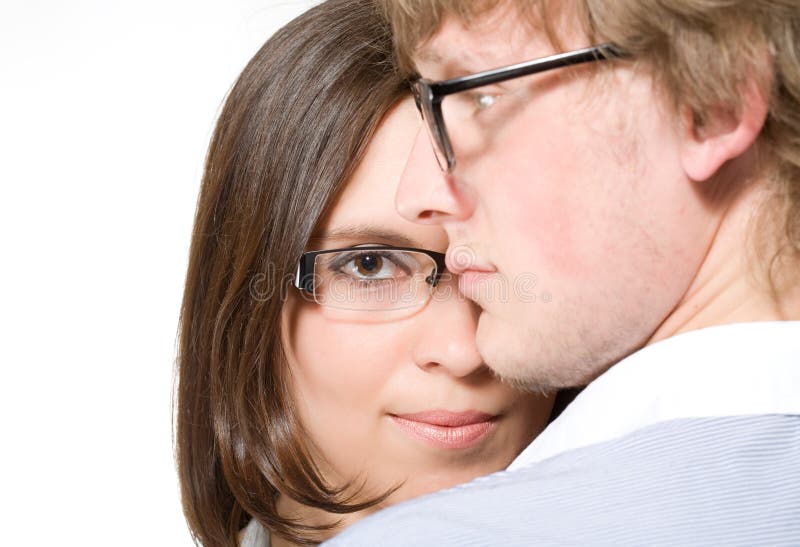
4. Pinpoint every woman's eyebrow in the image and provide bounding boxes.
[309,224,420,248]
